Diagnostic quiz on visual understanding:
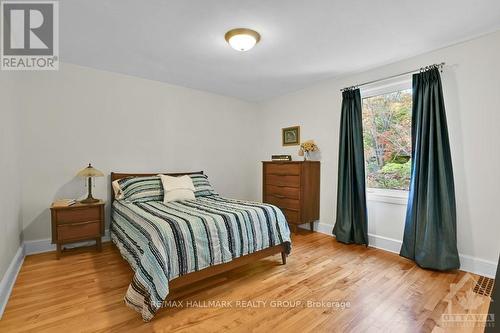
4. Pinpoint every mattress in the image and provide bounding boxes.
[111,195,291,321]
